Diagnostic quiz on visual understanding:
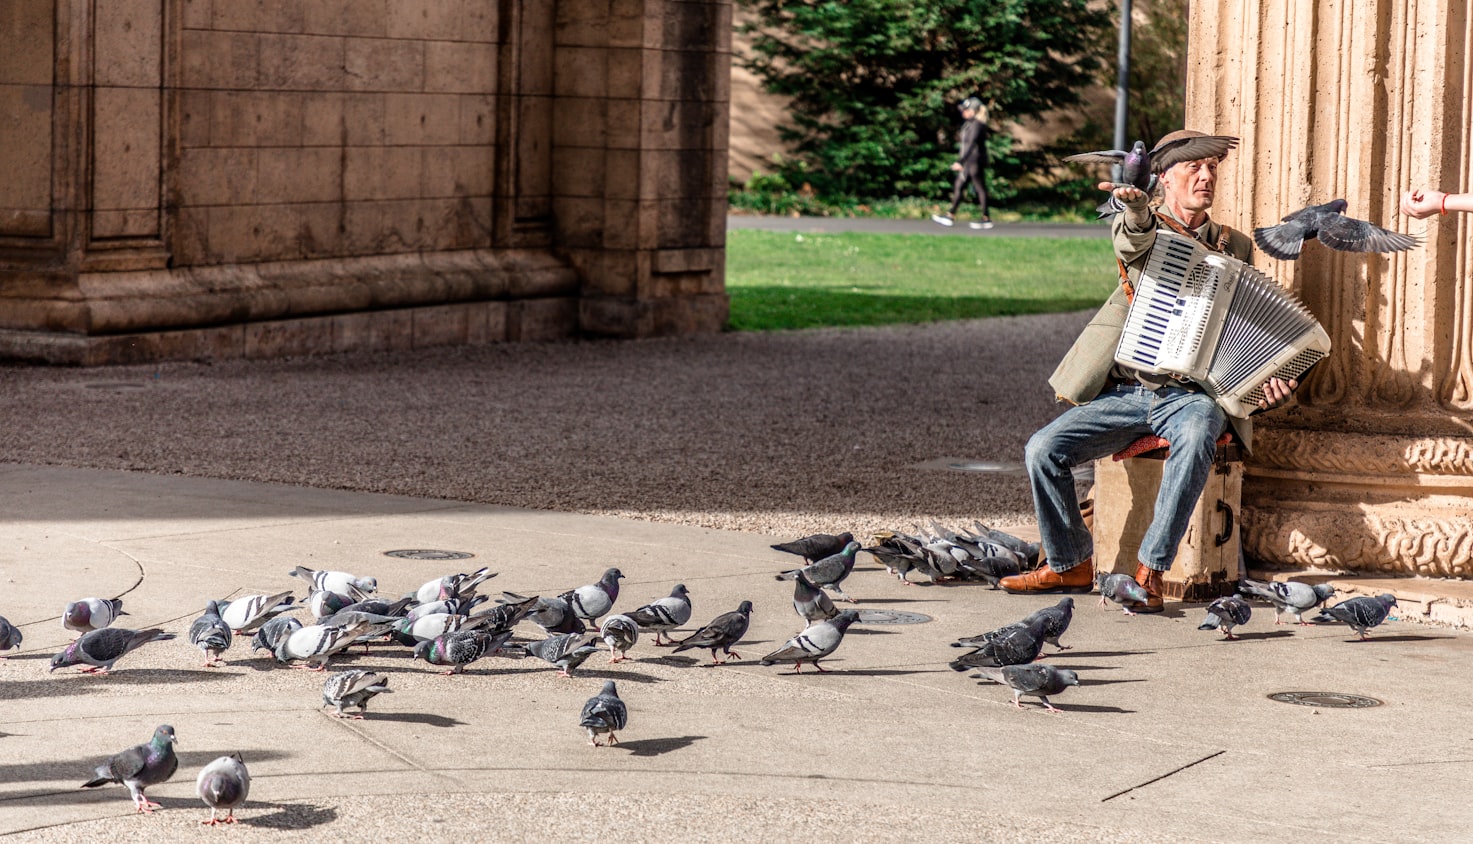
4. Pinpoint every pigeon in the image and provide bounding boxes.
[188,601,233,667]
[0,614,22,656]
[580,679,628,747]
[1006,597,1075,651]
[251,615,302,655]
[51,628,176,675]
[775,540,861,603]
[791,570,839,622]
[1096,572,1151,614]
[524,595,587,636]
[624,583,693,646]
[971,664,1080,712]
[196,753,249,826]
[81,724,179,813]
[1199,595,1253,640]
[759,610,861,673]
[1066,134,1239,215]
[413,628,512,675]
[524,633,601,677]
[404,596,488,624]
[475,592,541,632]
[951,614,1048,669]
[308,589,362,621]
[599,614,639,663]
[217,591,296,634]
[409,566,497,604]
[1313,594,1399,640]
[672,600,753,664]
[393,611,493,645]
[322,669,393,718]
[1253,200,1421,261]
[865,541,922,584]
[559,567,625,629]
[771,532,855,563]
[970,522,1041,567]
[63,597,126,636]
[1238,578,1336,625]
[289,566,377,597]
[273,620,376,670]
